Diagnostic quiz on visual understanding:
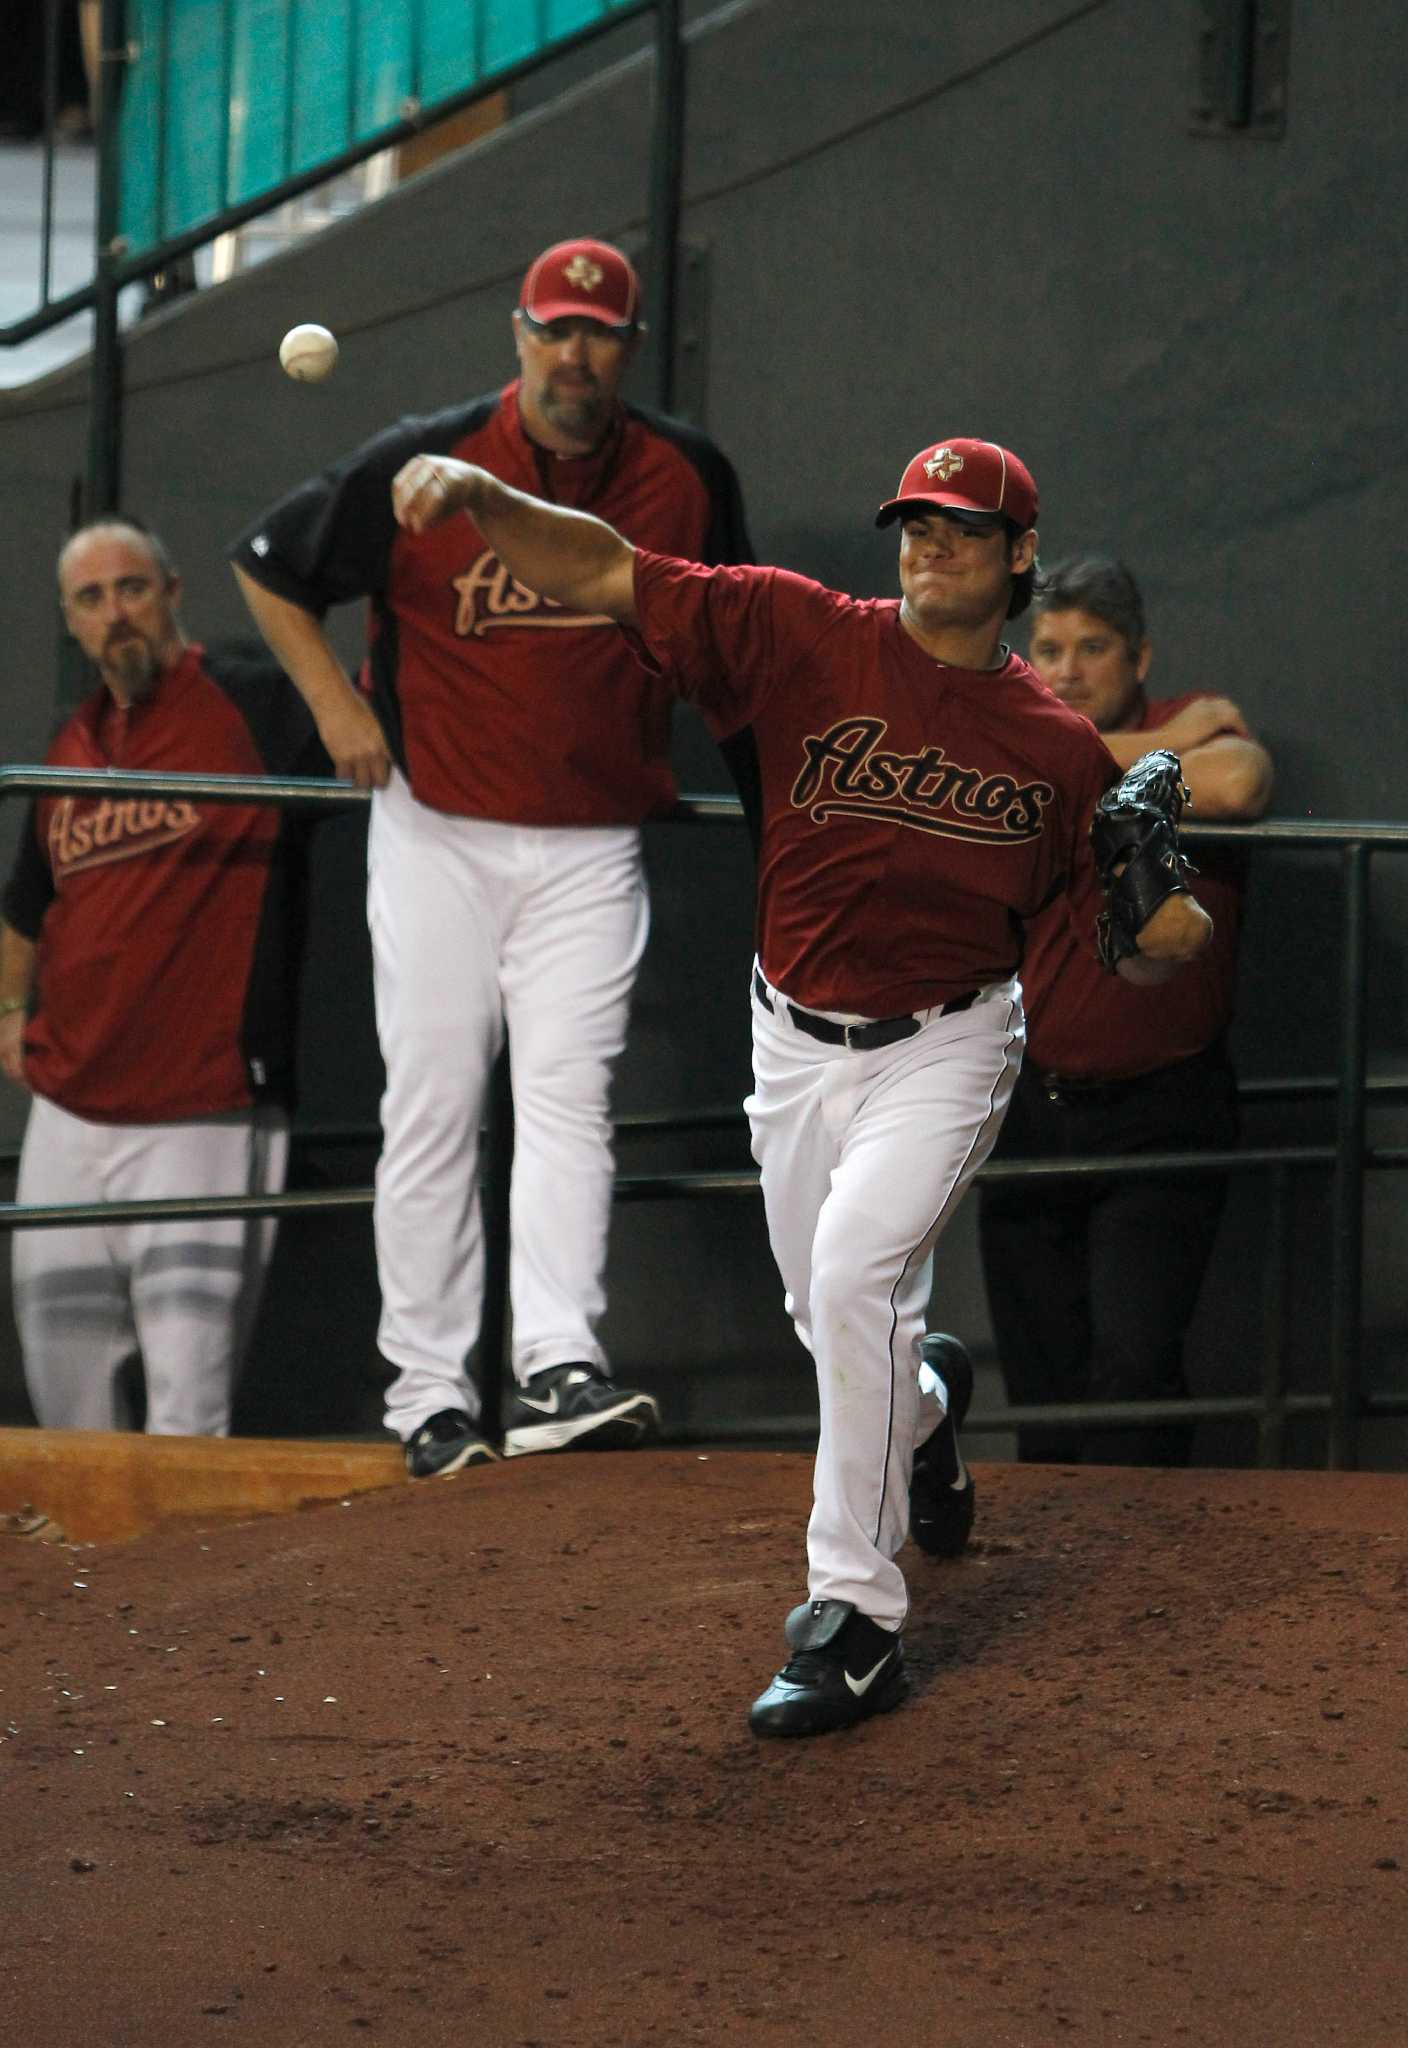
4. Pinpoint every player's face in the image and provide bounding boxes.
[1026,607,1150,731]
[58,528,184,706]
[513,311,638,452]
[897,511,1033,632]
